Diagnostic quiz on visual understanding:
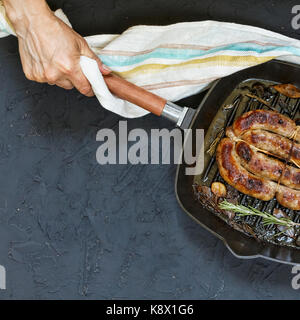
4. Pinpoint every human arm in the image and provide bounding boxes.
[2,0,111,96]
